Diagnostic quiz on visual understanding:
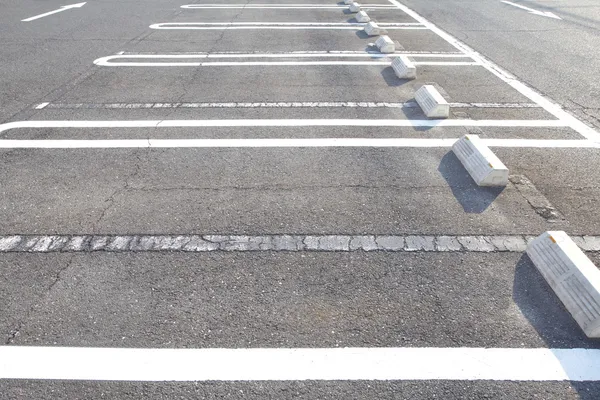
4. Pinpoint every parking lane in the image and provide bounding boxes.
[3,252,597,349]
[0,146,597,234]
